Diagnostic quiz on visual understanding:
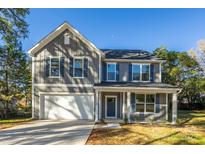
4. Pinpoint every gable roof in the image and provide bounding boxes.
[28,21,104,57]
[101,49,164,61]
